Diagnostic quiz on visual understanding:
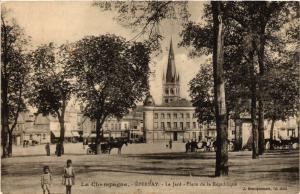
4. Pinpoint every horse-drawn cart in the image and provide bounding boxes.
[86,142,110,154]
[86,138,128,155]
